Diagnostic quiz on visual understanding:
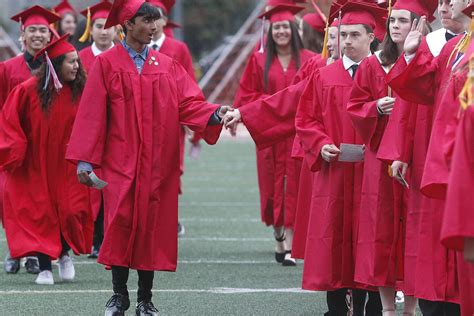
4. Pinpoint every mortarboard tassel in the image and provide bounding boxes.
[43,51,63,91]
[337,10,342,59]
[321,18,330,59]
[447,12,474,67]
[459,54,474,110]
[79,7,92,43]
